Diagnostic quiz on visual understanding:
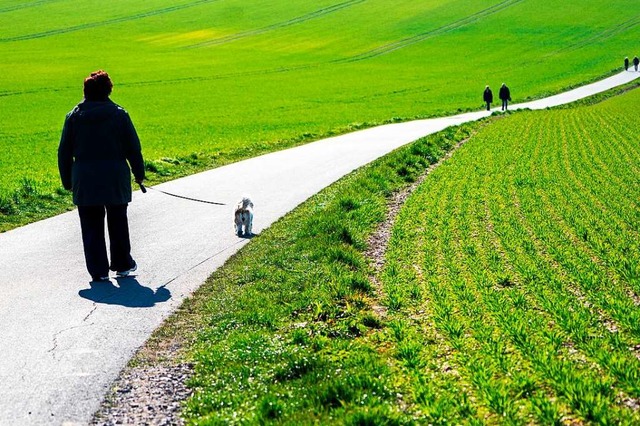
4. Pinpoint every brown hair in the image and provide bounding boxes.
[83,70,113,101]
